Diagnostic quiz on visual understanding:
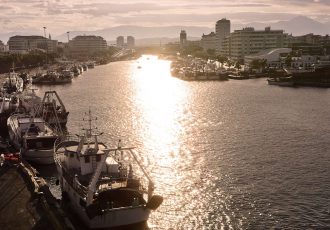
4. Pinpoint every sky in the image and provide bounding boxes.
[0,0,330,35]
